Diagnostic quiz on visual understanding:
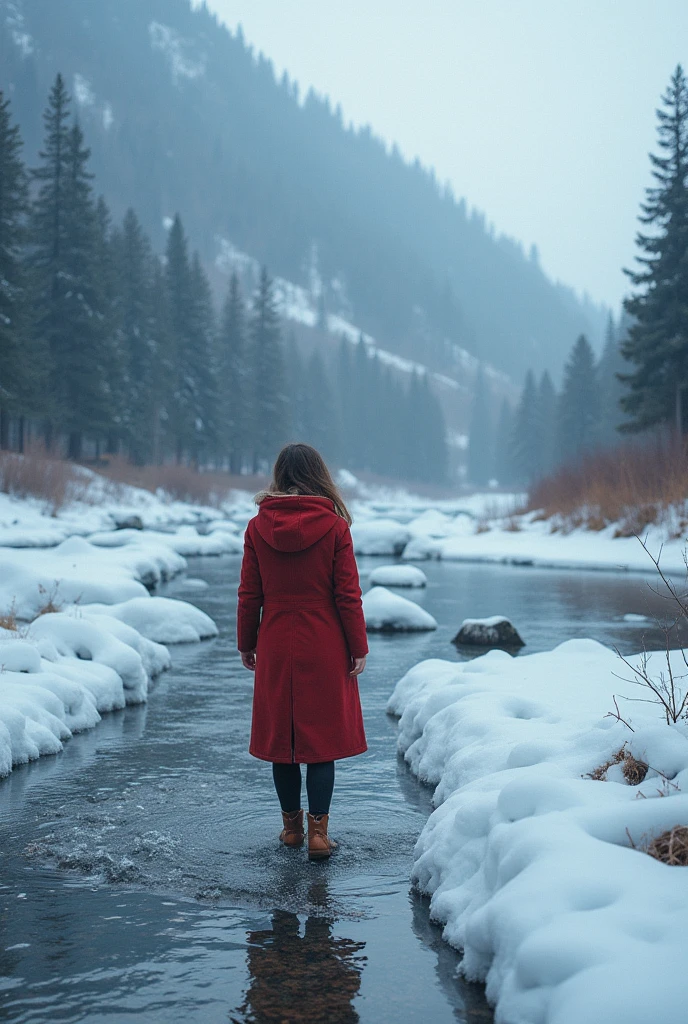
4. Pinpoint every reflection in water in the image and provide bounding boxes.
[232,883,366,1024]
